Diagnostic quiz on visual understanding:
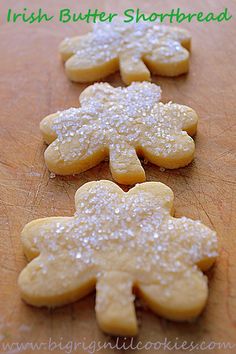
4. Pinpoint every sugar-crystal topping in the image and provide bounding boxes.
[45,82,195,162]
[63,20,189,65]
[30,182,218,286]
